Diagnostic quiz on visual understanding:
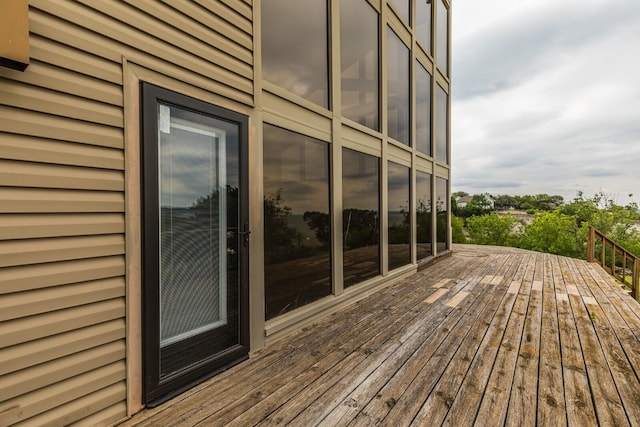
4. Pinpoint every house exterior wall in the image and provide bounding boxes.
[0,1,253,425]
[0,0,450,425]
